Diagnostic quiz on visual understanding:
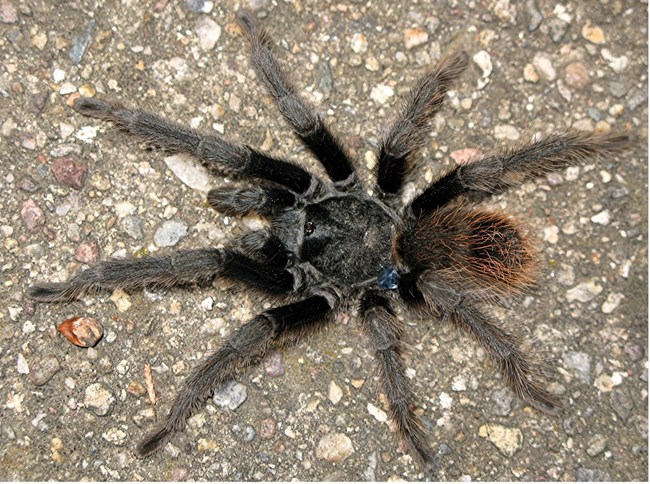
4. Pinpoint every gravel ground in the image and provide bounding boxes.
[1,0,647,481]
